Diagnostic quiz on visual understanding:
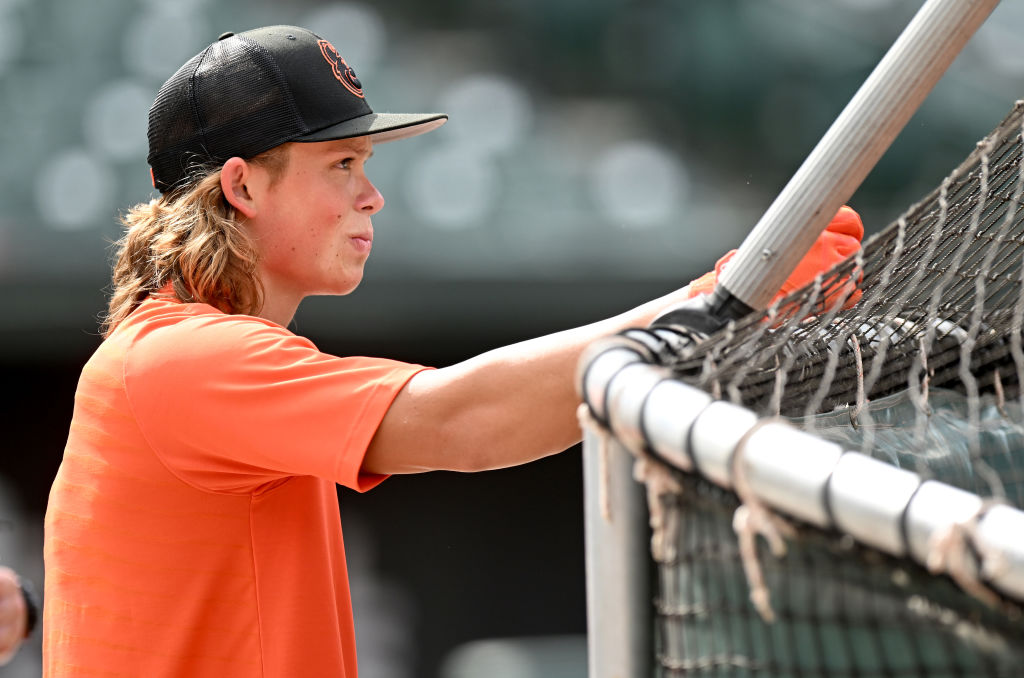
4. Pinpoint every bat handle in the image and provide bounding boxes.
[718,0,1000,314]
